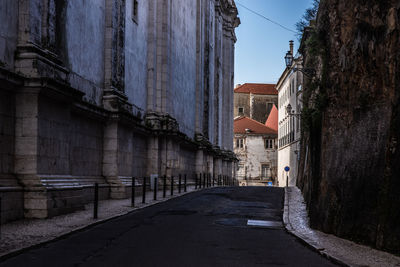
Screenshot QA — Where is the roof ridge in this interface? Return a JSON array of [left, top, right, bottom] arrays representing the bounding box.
[[238, 116, 275, 131], [246, 117, 275, 130]]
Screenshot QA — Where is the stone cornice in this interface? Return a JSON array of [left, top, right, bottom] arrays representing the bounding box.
[[0, 67, 24, 90]]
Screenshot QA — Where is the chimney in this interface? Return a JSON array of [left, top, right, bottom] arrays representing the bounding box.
[[289, 40, 294, 55]]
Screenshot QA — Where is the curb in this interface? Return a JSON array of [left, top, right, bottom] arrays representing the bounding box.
[[0, 187, 205, 262], [283, 187, 351, 267]]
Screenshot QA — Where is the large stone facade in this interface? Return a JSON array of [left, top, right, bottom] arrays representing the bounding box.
[[0, 0, 239, 221]]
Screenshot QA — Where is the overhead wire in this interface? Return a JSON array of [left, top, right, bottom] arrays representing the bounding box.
[[235, 1, 297, 34]]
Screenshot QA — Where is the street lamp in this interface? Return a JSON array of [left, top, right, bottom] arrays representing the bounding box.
[[284, 51, 315, 78], [285, 51, 293, 68], [286, 104, 301, 118]]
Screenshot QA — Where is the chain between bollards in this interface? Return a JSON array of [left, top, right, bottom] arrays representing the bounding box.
[[93, 183, 98, 219]]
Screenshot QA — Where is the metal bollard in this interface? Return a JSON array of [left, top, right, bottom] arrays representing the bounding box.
[[153, 177, 158, 201], [0, 196, 2, 238], [163, 175, 167, 198], [184, 174, 187, 192], [93, 183, 98, 219], [142, 177, 146, 203], [203, 173, 206, 188], [178, 174, 182, 194], [131, 177, 135, 207], [199, 173, 202, 189], [171, 176, 174, 196], [195, 173, 198, 189]]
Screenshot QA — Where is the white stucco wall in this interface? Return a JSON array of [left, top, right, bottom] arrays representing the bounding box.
[[234, 135, 277, 181], [277, 141, 300, 187], [277, 60, 303, 187]]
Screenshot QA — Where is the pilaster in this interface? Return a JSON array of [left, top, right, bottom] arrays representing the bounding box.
[[14, 86, 47, 218], [102, 120, 126, 199]]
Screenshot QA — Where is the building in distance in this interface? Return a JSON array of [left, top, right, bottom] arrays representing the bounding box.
[[234, 83, 278, 124], [233, 108, 278, 186]]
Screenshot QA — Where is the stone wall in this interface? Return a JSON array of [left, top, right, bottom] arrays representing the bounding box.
[[0, 0, 18, 69], [234, 93, 250, 117], [233, 93, 278, 124], [0, 90, 15, 183], [250, 94, 278, 124], [64, 0, 106, 105], [0, 0, 239, 221], [125, 0, 149, 112], [298, 0, 400, 253]]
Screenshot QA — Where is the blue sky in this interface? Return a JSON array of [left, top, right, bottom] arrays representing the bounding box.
[[234, 0, 314, 85]]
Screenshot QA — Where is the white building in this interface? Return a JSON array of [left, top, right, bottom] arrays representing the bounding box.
[[233, 111, 278, 186], [276, 41, 303, 187]]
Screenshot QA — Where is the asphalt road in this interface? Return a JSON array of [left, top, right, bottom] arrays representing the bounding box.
[[0, 187, 337, 267]]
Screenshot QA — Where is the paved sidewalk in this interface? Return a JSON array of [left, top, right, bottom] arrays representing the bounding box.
[[283, 186, 400, 267], [0, 185, 198, 258]]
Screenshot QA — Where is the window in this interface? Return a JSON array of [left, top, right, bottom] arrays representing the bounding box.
[[265, 139, 274, 149], [238, 107, 244, 115], [291, 79, 295, 94], [132, 0, 139, 23], [236, 138, 244, 148], [261, 164, 270, 179]]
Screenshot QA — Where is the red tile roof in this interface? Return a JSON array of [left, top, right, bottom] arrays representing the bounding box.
[[234, 83, 277, 95], [265, 104, 278, 132], [234, 116, 277, 135]]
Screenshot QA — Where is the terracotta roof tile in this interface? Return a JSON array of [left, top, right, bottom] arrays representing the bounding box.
[[234, 116, 277, 134], [234, 83, 277, 95], [265, 104, 278, 132]]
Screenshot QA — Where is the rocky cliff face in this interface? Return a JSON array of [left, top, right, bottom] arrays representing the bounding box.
[[298, 0, 400, 253]]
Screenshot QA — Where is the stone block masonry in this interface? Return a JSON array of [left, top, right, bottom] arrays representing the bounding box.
[[298, 0, 400, 254], [0, 0, 239, 221]]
